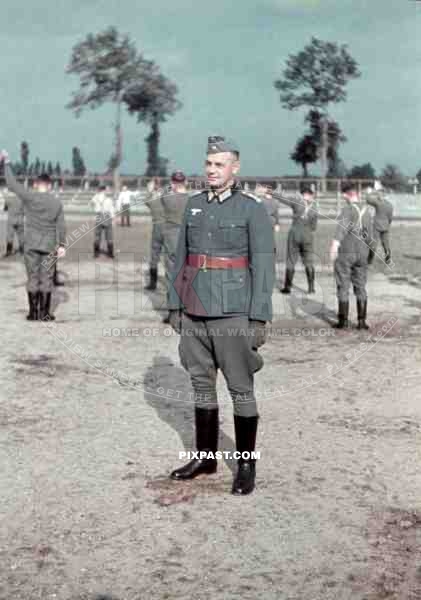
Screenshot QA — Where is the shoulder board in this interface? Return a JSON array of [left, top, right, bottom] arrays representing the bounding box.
[[242, 191, 262, 203]]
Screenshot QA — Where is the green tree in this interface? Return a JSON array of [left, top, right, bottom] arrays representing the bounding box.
[[34, 157, 41, 176], [66, 26, 147, 193], [274, 37, 360, 191], [305, 110, 347, 175], [55, 162, 62, 176], [47, 161, 54, 176], [20, 141, 29, 175], [123, 66, 181, 176], [40, 161, 46, 174], [348, 163, 376, 179], [290, 134, 318, 177], [381, 164, 406, 192], [72, 147, 87, 176]]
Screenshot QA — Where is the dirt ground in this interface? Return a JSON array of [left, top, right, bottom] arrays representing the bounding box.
[[1, 216, 421, 600]]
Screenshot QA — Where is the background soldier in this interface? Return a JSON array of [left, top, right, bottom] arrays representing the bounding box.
[[3, 186, 24, 257], [116, 185, 132, 227], [1, 151, 66, 320], [330, 182, 373, 330], [256, 183, 282, 285], [364, 180, 393, 265], [143, 178, 164, 291], [270, 183, 318, 294], [90, 185, 115, 258], [159, 171, 190, 323], [168, 136, 274, 496]]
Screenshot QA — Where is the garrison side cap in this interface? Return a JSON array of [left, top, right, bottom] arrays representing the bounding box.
[[207, 135, 239, 155]]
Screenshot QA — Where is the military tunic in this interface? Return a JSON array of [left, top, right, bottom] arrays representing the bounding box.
[[365, 192, 393, 262], [272, 192, 318, 269], [169, 186, 274, 417], [5, 165, 65, 293], [144, 192, 165, 269], [5, 192, 24, 250], [334, 202, 373, 303]]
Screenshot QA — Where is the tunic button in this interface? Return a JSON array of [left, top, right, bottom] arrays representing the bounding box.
[[208, 233, 212, 238]]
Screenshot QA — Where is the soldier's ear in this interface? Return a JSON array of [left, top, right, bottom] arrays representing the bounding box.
[[232, 159, 240, 175]]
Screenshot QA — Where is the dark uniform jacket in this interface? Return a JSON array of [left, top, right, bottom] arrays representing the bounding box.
[[160, 192, 190, 256], [144, 192, 164, 224], [334, 203, 373, 258], [365, 193, 393, 232], [261, 195, 281, 228], [168, 186, 274, 322], [5, 165, 65, 252]]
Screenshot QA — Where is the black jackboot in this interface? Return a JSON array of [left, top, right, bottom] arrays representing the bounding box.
[[334, 301, 350, 329], [26, 292, 40, 320], [144, 267, 158, 291], [107, 242, 115, 259], [232, 415, 259, 495], [39, 292, 55, 321], [162, 312, 171, 324], [281, 268, 294, 294], [53, 264, 64, 287], [357, 298, 369, 330], [3, 242, 13, 257], [94, 242, 100, 258], [305, 266, 315, 294], [170, 407, 219, 480]]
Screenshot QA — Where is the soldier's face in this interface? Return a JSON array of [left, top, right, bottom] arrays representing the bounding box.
[[303, 193, 313, 203], [205, 152, 239, 189]]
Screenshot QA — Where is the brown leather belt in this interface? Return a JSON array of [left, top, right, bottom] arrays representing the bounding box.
[[187, 254, 249, 270]]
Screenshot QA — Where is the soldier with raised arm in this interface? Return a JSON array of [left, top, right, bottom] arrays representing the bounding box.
[[268, 183, 318, 294], [0, 151, 66, 320], [364, 179, 393, 265]]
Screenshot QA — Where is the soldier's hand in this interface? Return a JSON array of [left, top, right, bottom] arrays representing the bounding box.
[[56, 245, 66, 259], [146, 179, 156, 193], [249, 320, 267, 349], [274, 224, 281, 233], [169, 310, 182, 334], [374, 180, 382, 192]]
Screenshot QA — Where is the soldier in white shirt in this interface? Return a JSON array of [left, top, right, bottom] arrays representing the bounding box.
[[116, 185, 132, 227], [90, 185, 115, 258]]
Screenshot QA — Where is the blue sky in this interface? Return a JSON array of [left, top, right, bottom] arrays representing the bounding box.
[[1, 0, 420, 176]]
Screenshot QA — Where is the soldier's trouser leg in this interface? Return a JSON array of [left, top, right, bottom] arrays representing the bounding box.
[[207, 316, 260, 494], [24, 249, 43, 320], [171, 315, 219, 480], [282, 231, 298, 293], [380, 231, 391, 262], [301, 240, 315, 293], [334, 257, 351, 327], [352, 261, 369, 330], [124, 206, 130, 226], [94, 216, 102, 255], [6, 221, 16, 246], [105, 222, 114, 257], [39, 252, 55, 321], [150, 224, 163, 269], [16, 223, 24, 253]]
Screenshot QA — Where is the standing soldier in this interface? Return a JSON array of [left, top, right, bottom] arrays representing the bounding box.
[[330, 182, 373, 330], [159, 171, 190, 323], [168, 136, 274, 496], [143, 178, 164, 291], [1, 151, 66, 320], [90, 185, 115, 258], [364, 180, 393, 265], [255, 182, 282, 285], [3, 185, 24, 257], [116, 185, 132, 227], [269, 183, 318, 294]]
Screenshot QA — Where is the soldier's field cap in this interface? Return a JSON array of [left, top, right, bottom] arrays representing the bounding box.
[[300, 183, 314, 195], [207, 135, 239, 155], [171, 170, 186, 183]]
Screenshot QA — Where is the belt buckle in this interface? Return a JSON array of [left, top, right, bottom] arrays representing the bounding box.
[[199, 254, 207, 272]]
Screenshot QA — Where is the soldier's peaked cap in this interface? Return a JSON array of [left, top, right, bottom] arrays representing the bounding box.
[[300, 184, 315, 195], [207, 135, 239, 155]]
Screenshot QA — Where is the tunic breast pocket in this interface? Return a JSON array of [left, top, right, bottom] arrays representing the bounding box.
[[186, 219, 202, 248], [217, 218, 248, 248]]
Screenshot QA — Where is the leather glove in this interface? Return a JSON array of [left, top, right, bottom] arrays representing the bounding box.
[[249, 320, 267, 349], [169, 310, 182, 334]]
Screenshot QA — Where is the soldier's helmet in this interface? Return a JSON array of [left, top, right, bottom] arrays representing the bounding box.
[[171, 170, 186, 183]]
